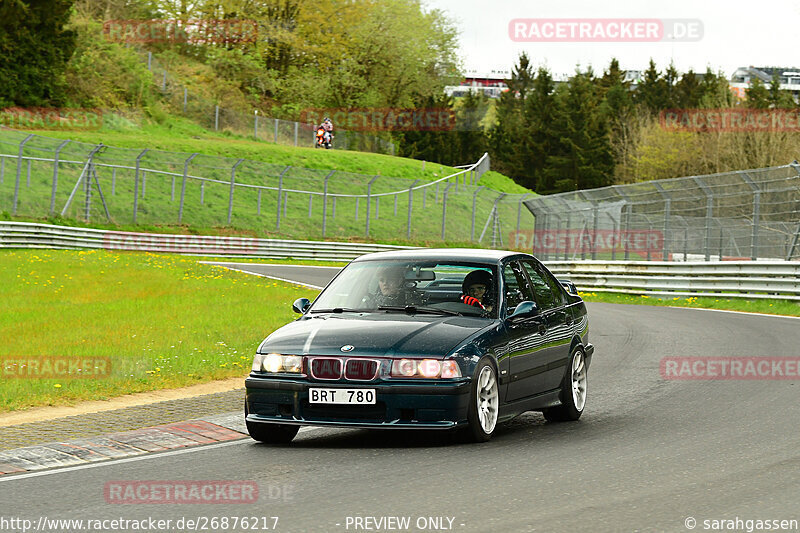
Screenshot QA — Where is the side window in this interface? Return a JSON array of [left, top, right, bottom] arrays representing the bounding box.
[[502, 262, 535, 312], [521, 260, 564, 310]]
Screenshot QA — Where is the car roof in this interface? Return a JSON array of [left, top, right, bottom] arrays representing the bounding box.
[[351, 248, 530, 264]]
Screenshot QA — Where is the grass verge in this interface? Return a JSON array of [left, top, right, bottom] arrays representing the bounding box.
[[0, 249, 321, 412], [580, 291, 800, 317]]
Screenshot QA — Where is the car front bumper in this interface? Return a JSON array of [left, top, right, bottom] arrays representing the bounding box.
[[245, 376, 471, 430]]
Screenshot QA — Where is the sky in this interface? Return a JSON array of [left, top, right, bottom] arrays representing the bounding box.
[[423, 0, 800, 79]]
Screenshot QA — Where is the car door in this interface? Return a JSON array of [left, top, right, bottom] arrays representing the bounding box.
[[503, 260, 550, 402], [520, 259, 574, 392]]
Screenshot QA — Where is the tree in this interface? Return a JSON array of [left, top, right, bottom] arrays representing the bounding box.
[[676, 69, 703, 108], [635, 59, 666, 114], [0, 0, 77, 107], [542, 69, 614, 193], [487, 52, 535, 179], [746, 78, 770, 109], [768, 72, 795, 108], [455, 89, 489, 163], [523, 67, 559, 191]]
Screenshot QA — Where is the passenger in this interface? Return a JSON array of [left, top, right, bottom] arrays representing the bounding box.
[[460, 270, 494, 312], [363, 266, 406, 307]]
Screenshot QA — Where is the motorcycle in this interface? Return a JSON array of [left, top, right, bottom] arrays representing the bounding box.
[[315, 126, 333, 149]]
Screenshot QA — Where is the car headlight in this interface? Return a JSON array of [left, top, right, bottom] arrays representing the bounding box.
[[252, 353, 303, 373], [390, 358, 461, 378]]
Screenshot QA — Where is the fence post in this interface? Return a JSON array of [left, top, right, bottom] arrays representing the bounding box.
[[321, 170, 335, 237], [624, 203, 631, 260], [652, 183, 671, 261], [132, 149, 148, 223], [147, 51, 152, 70], [12, 134, 34, 215], [355, 197, 359, 221], [294, 122, 299, 146], [516, 194, 530, 234], [215, 105, 219, 131], [183, 88, 187, 113], [178, 153, 198, 223], [276, 166, 290, 230], [407, 180, 420, 239], [254, 111, 259, 140], [257, 189, 262, 215], [274, 119, 279, 144], [200, 182, 204, 204], [50, 140, 70, 216], [471, 187, 485, 242], [739, 172, 761, 260], [227, 158, 244, 224], [308, 195, 313, 217], [693, 177, 713, 261], [366, 175, 379, 237], [441, 183, 453, 241], [111, 168, 116, 195]]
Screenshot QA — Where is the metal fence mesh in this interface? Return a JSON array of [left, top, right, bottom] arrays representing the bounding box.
[[3, 126, 797, 260], [523, 164, 800, 261]]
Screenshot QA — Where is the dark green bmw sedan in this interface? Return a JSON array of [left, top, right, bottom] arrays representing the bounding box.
[[245, 248, 594, 443]]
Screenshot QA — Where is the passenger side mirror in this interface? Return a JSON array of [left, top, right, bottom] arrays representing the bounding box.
[[507, 300, 539, 322], [559, 279, 579, 296], [292, 298, 311, 314]]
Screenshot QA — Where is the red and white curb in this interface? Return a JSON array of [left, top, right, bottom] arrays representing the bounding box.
[[0, 418, 247, 475]]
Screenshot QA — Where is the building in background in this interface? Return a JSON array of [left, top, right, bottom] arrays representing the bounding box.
[[729, 66, 800, 101]]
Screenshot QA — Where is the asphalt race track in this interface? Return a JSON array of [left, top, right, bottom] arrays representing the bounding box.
[[3, 264, 799, 532]]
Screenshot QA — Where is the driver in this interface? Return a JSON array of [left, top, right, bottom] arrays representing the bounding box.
[[460, 269, 494, 313]]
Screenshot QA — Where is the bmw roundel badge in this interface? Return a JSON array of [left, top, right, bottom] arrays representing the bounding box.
[[340, 345, 355, 352]]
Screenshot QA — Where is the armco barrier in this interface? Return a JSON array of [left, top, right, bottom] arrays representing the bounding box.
[[0, 221, 414, 261], [2, 222, 799, 300], [546, 260, 800, 301]]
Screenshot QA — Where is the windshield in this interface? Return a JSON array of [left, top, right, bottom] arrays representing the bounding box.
[[310, 260, 499, 318]]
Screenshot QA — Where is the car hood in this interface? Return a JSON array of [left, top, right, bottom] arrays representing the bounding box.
[[258, 313, 495, 358]]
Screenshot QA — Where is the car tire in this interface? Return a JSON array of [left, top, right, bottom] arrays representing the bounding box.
[[463, 358, 500, 442], [543, 347, 587, 422], [244, 402, 299, 444]]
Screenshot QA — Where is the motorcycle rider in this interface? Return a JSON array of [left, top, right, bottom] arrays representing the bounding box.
[[315, 116, 334, 148]]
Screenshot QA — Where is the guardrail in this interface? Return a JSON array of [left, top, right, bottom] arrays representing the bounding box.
[[546, 260, 800, 301], [2, 222, 799, 300], [0, 221, 414, 261]]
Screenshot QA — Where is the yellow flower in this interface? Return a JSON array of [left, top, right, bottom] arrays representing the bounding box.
[[54, 383, 62, 388]]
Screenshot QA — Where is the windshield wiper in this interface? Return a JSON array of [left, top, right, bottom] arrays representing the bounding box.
[[378, 305, 462, 316], [310, 308, 367, 314]]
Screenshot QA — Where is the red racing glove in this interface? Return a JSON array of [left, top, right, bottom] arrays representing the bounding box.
[[460, 295, 485, 309]]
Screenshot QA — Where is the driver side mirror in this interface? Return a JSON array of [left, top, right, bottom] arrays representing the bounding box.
[[507, 300, 539, 322], [292, 298, 311, 314]]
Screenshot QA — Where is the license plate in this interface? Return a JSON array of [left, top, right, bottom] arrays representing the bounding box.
[[309, 388, 376, 405]]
